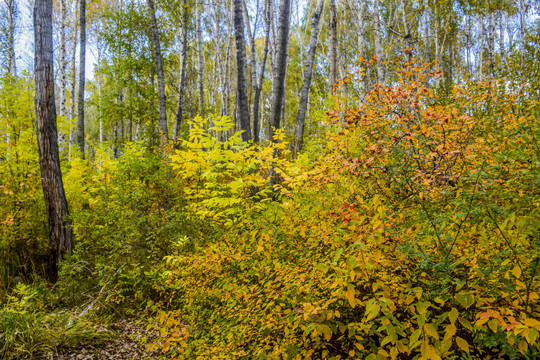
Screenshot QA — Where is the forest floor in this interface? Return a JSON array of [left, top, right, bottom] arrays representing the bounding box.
[[44, 319, 161, 360]]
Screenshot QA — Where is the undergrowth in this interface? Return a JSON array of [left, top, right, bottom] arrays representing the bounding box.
[[0, 62, 539, 359]]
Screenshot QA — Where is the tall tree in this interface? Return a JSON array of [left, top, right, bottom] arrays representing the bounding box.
[[328, 0, 337, 93], [0, 0, 17, 75], [294, 0, 324, 154], [34, 0, 73, 283], [399, 0, 413, 62], [233, 0, 251, 142], [268, 0, 291, 196], [146, 0, 168, 140], [268, 0, 291, 142], [373, 0, 384, 84], [68, 21, 78, 159], [252, 0, 271, 143], [195, 0, 205, 116], [77, 0, 86, 156], [174, 0, 188, 141], [146, 0, 169, 140], [58, 0, 68, 152], [423, 0, 429, 62]]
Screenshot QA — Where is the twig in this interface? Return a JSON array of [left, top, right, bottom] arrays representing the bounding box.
[[67, 263, 126, 327]]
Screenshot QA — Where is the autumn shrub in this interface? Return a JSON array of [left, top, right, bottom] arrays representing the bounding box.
[[148, 62, 539, 359], [0, 75, 48, 295], [57, 141, 190, 309]]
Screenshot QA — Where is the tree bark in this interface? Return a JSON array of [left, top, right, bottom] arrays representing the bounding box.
[[242, 0, 257, 101], [488, 12, 495, 73], [4, 0, 17, 75], [233, 0, 252, 142], [268, 0, 291, 198], [146, 0, 168, 141], [196, 1, 205, 117], [328, 0, 337, 93], [294, 0, 324, 154], [34, 0, 73, 283], [68, 23, 78, 160], [373, 0, 384, 84], [499, 12, 506, 67], [399, 0, 412, 62], [58, 0, 67, 152], [77, 0, 86, 156], [423, 0, 429, 62], [268, 0, 291, 142], [174, 0, 188, 141], [252, 0, 271, 143]]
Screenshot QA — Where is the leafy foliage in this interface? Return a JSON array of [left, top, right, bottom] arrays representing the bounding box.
[[1, 58, 539, 359], [0, 75, 48, 292], [147, 62, 539, 359]]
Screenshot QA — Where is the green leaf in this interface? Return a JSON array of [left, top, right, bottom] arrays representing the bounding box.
[[448, 308, 459, 324], [455, 293, 474, 308]]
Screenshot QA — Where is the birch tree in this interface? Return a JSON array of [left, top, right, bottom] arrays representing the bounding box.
[[328, 0, 337, 93], [294, 0, 324, 154], [0, 0, 17, 75], [174, 0, 188, 141], [373, 0, 384, 84], [195, 0, 205, 116], [146, 0, 168, 140], [252, 0, 271, 143], [77, 0, 86, 156]]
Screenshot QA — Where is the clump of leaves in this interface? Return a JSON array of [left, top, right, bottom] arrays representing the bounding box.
[[149, 61, 539, 359]]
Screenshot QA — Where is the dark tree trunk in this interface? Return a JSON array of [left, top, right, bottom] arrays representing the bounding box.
[[294, 0, 324, 154], [233, 0, 251, 142], [268, 0, 291, 198], [34, 0, 73, 283], [77, 0, 86, 156], [400, 0, 413, 62], [268, 0, 291, 142], [174, 0, 188, 141], [146, 0, 168, 140]]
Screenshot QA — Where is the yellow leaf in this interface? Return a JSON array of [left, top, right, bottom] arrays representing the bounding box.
[[409, 328, 422, 349], [365, 301, 381, 321], [448, 308, 458, 324], [423, 323, 439, 340], [421, 339, 441, 360], [345, 287, 356, 308], [458, 317, 473, 331], [319, 324, 332, 341], [163, 340, 171, 352], [523, 318, 540, 328], [512, 265, 522, 278], [456, 337, 470, 353], [526, 329, 539, 344], [488, 319, 500, 332], [455, 293, 474, 308], [444, 323, 456, 340]]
